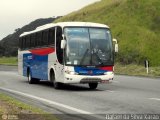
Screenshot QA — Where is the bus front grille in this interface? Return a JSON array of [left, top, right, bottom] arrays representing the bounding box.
[[80, 78, 101, 83]]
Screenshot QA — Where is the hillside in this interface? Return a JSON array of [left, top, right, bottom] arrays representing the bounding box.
[[55, 0, 160, 66], [0, 17, 61, 56]]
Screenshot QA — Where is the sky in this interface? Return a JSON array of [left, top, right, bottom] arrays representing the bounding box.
[[0, 0, 100, 40]]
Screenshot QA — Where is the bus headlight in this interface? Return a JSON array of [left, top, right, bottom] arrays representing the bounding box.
[[70, 71, 78, 75], [104, 72, 113, 75], [65, 70, 78, 75]]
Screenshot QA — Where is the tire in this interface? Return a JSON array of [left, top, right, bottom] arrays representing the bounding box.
[[28, 70, 39, 84], [28, 71, 34, 84], [89, 83, 98, 89], [50, 71, 61, 89]]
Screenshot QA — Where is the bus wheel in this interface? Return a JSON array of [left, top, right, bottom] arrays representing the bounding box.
[[28, 71, 34, 84], [89, 83, 98, 89], [50, 71, 60, 89]]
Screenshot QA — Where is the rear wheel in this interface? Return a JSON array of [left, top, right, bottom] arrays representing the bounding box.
[[28, 71, 34, 84], [27, 70, 39, 84], [50, 71, 61, 89], [89, 83, 98, 89]]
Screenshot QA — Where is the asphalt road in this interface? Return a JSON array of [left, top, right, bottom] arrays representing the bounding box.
[[0, 65, 160, 120]]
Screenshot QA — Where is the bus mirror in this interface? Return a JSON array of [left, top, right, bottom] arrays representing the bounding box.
[[113, 38, 118, 53], [61, 40, 66, 49], [113, 38, 117, 44]]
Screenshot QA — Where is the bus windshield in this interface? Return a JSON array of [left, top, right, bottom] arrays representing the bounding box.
[[64, 27, 113, 66]]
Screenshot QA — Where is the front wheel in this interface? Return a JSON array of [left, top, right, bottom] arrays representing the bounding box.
[[50, 71, 61, 89], [89, 83, 98, 89]]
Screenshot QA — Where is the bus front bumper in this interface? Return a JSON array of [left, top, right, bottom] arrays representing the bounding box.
[[63, 72, 114, 84]]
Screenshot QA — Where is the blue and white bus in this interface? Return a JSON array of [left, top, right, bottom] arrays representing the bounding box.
[[18, 22, 118, 89]]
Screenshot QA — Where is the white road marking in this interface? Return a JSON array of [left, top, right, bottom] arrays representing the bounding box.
[[149, 98, 160, 101], [0, 87, 92, 114], [105, 90, 115, 92]]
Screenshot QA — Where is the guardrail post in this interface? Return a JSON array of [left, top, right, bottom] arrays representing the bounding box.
[[144, 60, 149, 74]]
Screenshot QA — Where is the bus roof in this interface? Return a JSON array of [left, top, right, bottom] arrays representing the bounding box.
[[20, 22, 110, 37]]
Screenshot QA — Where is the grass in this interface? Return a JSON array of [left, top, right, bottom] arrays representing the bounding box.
[[55, 0, 160, 66], [0, 93, 58, 120], [0, 57, 17, 65], [115, 63, 160, 77]]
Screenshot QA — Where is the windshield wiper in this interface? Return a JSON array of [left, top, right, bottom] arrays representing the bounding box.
[[80, 49, 104, 65], [80, 49, 89, 65], [92, 53, 104, 65]]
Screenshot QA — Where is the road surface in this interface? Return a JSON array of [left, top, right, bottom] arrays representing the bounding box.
[[0, 65, 160, 120]]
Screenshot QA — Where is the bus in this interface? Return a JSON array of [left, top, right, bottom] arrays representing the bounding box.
[[18, 22, 118, 89]]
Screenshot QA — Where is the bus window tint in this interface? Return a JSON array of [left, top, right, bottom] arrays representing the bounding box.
[[30, 34, 35, 48], [21, 37, 24, 49], [48, 28, 55, 45], [36, 32, 42, 47], [25, 36, 30, 49], [19, 38, 22, 49], [42, 30, 48, 46], [34, 34, 37, 47]]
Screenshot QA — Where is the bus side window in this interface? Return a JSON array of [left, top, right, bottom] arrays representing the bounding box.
[[26, 36, 30, 49], [23, 37, 26, 49], [30, 34, 35, 48], [35, 32, 41, 47], [21, 37, 24, 49], [48, 28, 55, 46], [42, 30, 49, 46], [35, 33, 38, 47], [56, 26, 63, 64]]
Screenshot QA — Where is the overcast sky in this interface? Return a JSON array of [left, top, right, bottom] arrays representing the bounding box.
[[0, 0, 100, 40]]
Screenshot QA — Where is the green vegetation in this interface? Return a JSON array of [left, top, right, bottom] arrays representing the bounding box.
[[56, 0, 160, 66], [115, 63, 160, 77], [0, 93, 58, 120], [0, 57, 17, 65]]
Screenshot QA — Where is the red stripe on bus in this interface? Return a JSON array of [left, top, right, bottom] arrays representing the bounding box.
[[99, 66, 113, 71], [29, 47, 55, 56]]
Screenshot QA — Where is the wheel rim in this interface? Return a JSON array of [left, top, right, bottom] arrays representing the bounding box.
[[28, 73, 31, 82]]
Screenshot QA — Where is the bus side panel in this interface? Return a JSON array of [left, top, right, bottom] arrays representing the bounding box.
[[48, 53, 55, 80], [48, 53, 64, 83], [33, 55, 48, 80], [23, 53, 48, 80]]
